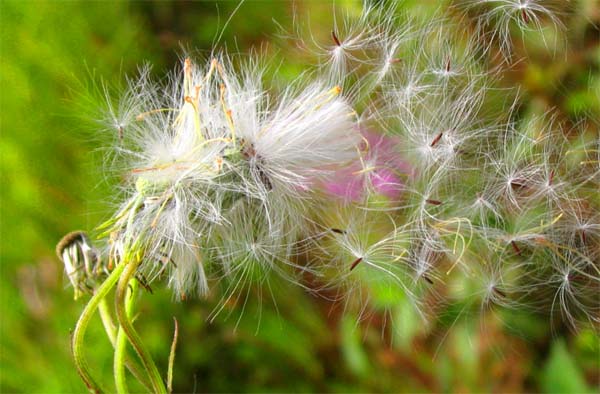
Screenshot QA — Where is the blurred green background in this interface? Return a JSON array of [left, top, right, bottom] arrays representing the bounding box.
[[1, 1, 598, 393]]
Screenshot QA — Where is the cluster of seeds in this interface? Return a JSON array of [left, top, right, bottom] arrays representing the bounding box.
[[60, 1, 598, 332]]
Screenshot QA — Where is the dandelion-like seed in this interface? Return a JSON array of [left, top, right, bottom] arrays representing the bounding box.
[[55, 3, 598, 392], [453, 0, 566, 60]]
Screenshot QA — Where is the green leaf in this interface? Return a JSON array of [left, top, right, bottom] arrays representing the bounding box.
[[541, 339, 591, 394], [340, 316, 370, 378]]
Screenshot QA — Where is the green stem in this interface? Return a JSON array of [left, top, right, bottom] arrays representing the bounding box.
[[98, 298, 153, 392], [98, 299, 116, 343], [72, 262, 126, 393], [114, 315, 129, 393], [114, 279, 138, 394], [167, 318, 179, 394], [116, 259, 167, 394]]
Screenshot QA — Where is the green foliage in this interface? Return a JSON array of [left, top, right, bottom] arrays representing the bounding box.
[[541, 340, 591, 394]]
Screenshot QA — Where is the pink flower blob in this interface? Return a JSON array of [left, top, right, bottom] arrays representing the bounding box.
[[322, 130, 412, 202]]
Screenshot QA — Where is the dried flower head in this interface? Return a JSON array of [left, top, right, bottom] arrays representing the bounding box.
[[56, 231, 105, 299]]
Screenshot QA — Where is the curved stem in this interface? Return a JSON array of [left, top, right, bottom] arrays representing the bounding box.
[[167, 318, 179, 394], [114, 326, 129, 393], [98, 298, 153, 392], [116, 259, 167, 394], [98, 299, 116, 343], [72, 262, 125, 393], [115, 279, 138, 394]]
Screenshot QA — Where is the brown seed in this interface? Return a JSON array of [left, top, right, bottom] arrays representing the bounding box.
[[350, 257, 363, 271], [257, 166, 273, 191], [136, 274, 154, 294], [510, 179, 527, 190], [430, 132, 443, 147], [492, 286, 507, 298], [510, 240, 521, 255], [241, 142, 273, 190], [521, 8, 530, 24], [331, 30, 341, 47]]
